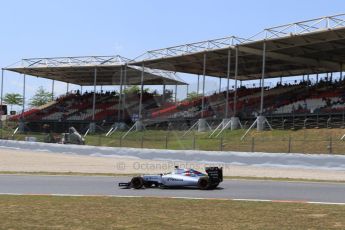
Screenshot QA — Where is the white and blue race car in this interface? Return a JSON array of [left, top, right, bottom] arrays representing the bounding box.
[[119, 166, 223, 190]]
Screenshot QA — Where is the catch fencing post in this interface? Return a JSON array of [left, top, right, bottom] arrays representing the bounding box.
[[141, 135, 144, 148], [288, 136, 291, 153], [193, 134, 196, 150], [219, 137, 223, 151], [329, 137, 333, 154], [251, 137, 255, 152], [98, 134, 102, 146], [165, 135, 168, 149]]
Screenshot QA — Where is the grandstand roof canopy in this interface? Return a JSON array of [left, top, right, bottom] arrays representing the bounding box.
[[132, 14, 345, 80], [4, 55, 186, 86]]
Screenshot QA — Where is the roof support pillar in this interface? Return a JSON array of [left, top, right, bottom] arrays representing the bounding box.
[[66, 83, 69, 94], [80, 85, 83, 94], [122, 64, 127, 121], [241, 41, 272, 139], [0, 69, 3, 137], [225, 49, 231, 118], [1, 69, 4, 106], [233, 47, 239, 116], [186, 84, 189, 99], [18, 74, 26, 132], [92, 68, 97, 121], [51, 80, 55, 100], [162, 84, 166, 104], [316, 74, 319, 83], [175, 84, 177, 104], [201, 53, 207, 118], [118, 67, 123, 122], [260, 42, 266, 115], [307, 74, 310, 84], [219, 77, 222, 93], [22, 74, 26, 117], [139, 64, 144, 120], [340, 64, 343, 81], [197, 74, 200, 96]]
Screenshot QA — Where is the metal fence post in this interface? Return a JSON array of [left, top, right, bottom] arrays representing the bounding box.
[[288, 136, 291, 153], [329, 137, 333, 154], [219, 137, 223, 151], [193, 135, 196, 150], [165, 135, 168, 149], [98, 134, 102, 146], [141, 135, 144, 148], [251, 137, 255, 152]]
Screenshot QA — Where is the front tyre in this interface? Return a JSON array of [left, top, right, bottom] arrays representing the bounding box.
[[131, 177, 144, 189]]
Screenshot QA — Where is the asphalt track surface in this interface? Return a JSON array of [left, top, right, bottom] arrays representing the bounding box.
[[1, 175, 345, 204]]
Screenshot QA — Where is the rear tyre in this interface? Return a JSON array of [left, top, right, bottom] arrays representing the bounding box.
[[197, 177, 210, 190], [131, 177, 144, 189]]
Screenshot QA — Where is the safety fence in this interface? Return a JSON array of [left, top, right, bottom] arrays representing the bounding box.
[[1, 127, 345, 155]]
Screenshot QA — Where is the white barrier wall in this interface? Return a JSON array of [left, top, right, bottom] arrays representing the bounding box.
[[1, 140, 345, 171]]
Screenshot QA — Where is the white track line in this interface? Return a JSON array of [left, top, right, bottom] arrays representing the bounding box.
[[0, 193, 345, 206]]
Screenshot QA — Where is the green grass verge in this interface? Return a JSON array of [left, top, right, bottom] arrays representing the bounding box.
[[0, 196, 344, 229]]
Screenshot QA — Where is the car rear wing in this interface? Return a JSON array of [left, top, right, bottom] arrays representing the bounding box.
[[205, 167, 223, 182]]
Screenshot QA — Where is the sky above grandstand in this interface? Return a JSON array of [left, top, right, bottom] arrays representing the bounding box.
[[1, 0, 345, 110]]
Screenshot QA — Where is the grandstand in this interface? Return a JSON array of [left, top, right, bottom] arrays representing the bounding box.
[[2, 14, 345, 135], [1, 56, 185, 133], [145, 77, 345, 130], [8, 88, 174, 132]]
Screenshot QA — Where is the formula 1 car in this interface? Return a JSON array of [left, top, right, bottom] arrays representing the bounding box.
[[119, 166, 223, 190]]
